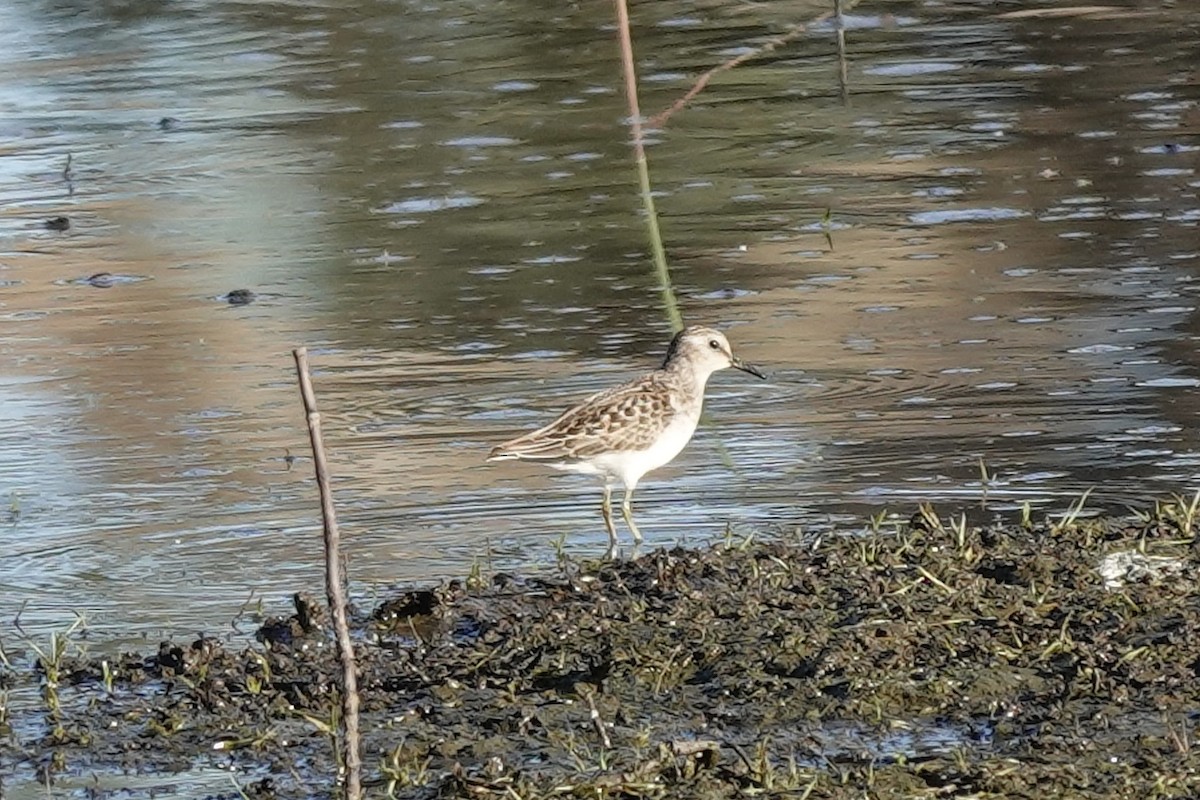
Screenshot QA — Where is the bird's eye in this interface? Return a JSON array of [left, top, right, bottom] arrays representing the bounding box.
[[708, 339, 720, 349]]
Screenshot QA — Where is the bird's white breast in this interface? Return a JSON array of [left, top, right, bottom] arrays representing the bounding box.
[[577, 407, 702, 488]]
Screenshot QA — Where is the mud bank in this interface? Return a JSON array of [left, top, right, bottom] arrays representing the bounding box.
[[3, 509, 1199, 798]]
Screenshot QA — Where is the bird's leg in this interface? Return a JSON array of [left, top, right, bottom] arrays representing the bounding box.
[[621, 486, 643, 545], [601, 484, 619, 559]]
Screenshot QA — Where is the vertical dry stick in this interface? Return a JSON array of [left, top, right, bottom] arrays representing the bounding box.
[[582, 688, 612, 748], [834, 0, 849, 103], [613, 0, 683, 332], [293, 347, 362, 800]]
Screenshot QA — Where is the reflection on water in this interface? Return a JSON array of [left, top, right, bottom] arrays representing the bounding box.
[[0, 0, 1199, 649]]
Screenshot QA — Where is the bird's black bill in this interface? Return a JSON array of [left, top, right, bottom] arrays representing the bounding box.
[[732, 358, 767, 379]]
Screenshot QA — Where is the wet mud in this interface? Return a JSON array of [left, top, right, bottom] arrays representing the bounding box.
[[3, 509, 1200, 798]]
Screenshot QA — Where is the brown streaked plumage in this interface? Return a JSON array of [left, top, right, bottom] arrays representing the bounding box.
[[488, 325, 765, 557]]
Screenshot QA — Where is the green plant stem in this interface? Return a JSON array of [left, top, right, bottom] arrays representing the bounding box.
[[613, 0, 682, 332]]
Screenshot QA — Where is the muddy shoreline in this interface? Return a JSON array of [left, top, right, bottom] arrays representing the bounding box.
[[3, 508, 1200, 798]]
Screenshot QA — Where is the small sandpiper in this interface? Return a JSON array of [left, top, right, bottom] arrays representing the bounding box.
[[488, 325, 765, 557]]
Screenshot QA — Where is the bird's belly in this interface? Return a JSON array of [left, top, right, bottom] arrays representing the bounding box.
[[588, 414, 700, 486]]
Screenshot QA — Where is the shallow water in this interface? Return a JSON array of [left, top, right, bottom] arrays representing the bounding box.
[[1, 0, 1199, 647]]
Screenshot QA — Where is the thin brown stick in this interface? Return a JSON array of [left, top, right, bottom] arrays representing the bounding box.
[[614, 0, 646, 152], [582, 688, 612, 748], [649, 0, 863, 128], [834, 0, 849, 103], [293, 347, 362, 800]]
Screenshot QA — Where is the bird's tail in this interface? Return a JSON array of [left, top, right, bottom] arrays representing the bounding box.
[[486, 446, 520, 462]]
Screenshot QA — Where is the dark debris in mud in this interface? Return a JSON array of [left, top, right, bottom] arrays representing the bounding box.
[[4, 512, 1200, 798]]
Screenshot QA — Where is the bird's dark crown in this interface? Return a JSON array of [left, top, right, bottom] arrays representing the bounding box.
[[661, 325, 722, 367]]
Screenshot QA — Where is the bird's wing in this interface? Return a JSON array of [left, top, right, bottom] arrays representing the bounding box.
[[489, 374, 677, 461]]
